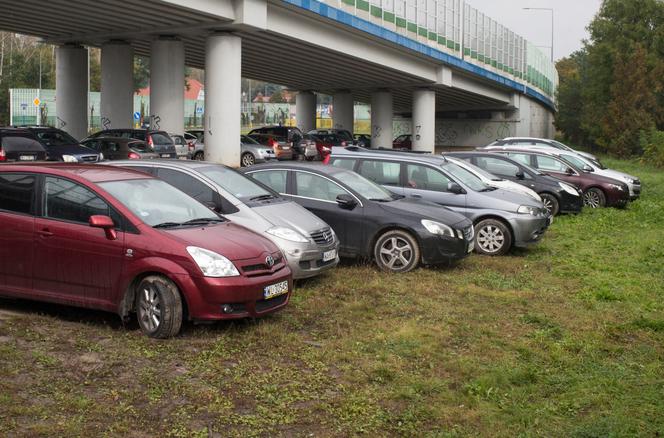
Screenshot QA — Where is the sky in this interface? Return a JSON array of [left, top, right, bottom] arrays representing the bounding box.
[[466, 0, 603, 61]]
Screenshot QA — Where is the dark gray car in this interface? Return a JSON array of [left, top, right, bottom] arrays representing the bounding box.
[[328, 147, 551, 256]]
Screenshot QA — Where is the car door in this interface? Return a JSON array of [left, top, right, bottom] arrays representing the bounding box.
[[172, 135, 187, 157], [33, 176, 125, 307], [291, 170, 366, 256], [531, 154, 584, 188], [0, 172, 37, 293], [401, 163, 467, 213], [356, 159, 404, 197]]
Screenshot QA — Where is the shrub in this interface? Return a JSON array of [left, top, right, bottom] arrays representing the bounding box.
[[640, 128, 664, 168]]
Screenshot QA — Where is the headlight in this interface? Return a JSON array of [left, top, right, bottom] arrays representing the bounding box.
[[62, 154, 78, 163], [559, 182, 580, 196], [99, 152, 104, 161], [608, 183, 625, 191], [517, 205, 539, 215], [186, 246, 239, 277], [266, 227, 309, 243], [421, 219, 456, 238], [621, 176, 634, 184]]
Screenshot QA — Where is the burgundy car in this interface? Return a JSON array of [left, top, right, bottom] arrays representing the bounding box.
[[0, 164, 292, 338], [393, 134, 412, 150]]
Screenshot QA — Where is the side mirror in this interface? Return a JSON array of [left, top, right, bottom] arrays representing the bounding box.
[[89, 215, 117, 240], [448, 182, 465, 194], [565, 167, 575, 175], [582, 164, 594, 172], [336, 193, 358, 209], [515, 170, 525, 180]]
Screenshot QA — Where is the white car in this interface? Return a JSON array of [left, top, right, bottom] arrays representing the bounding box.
[[482, 137, 598, 163], [445, 156, 541, 201]]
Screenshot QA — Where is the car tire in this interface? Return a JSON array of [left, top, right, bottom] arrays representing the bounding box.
[[540, 193, 560, 216], [374, 229, 421, 273], [193, 151, 205, 161], [241, 152, 255, 167], [136, 275, 183, 339], [474, 219, 512, 256], [583, 187, 606, 208]]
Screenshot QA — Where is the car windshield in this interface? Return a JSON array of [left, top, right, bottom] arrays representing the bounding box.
[[198, 165, 276, 202], [99, 178, 221, 227], [560, 153, 592, 170], [549, 140, 575, 152], [241, 135, 259, 145], [442, 161, 492, 192], [339, 171, 395, 201], [35, 130, 79, 147]]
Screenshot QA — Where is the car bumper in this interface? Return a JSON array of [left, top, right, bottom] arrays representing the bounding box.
[[420, 234, 472, 265], [174, 269, 292, 321], [628, 182, 641, 200], [558, 190, 584, 214], [507, 214, 551, 247], [606, 188, 630, 207], [277, 239, 339, 280], [276, 149, 294, 160]]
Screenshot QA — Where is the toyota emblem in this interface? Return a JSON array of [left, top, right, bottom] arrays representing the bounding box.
[[265, 255, 275, 267]]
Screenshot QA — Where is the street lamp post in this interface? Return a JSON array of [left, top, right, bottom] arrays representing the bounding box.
[[523, 7, 554, 62]]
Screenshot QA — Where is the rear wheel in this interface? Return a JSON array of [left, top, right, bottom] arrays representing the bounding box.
[[374, 230, 421, 273], [540, 193, 560, 216], [193, 151, 205, 161], [136, 275, 183, 339], [583, 188, 606, 208], [474, 219, 512, 256], [241, 152, 255, 167]]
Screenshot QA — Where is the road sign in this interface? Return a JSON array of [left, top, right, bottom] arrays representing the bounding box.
[[33, 98, 41, 107], [196, 106, 203, 114], [133, 111, 141, 120]]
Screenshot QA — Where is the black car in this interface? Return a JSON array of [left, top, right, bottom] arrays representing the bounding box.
[[84, 129, 177, 158], [0, 128, 48, 162], [26, 127, 101, 163], [81, 137, 160, 160], [242, 163, 474, 273], [445, 152, 584, 216]]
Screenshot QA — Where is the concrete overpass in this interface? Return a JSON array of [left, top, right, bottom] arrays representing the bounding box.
[[0, 0, 558, 165]]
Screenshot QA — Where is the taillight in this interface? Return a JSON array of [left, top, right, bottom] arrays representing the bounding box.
[[188, 141, 195, 151], [147, 136, 154, 147], [341, 141, 347, 146], [269, 138, 279, 149], [0, 147, 5, 162], [128, 152, 141, 159]]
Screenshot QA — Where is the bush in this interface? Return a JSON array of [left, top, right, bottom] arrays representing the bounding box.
[[640, 129, 664, 168]]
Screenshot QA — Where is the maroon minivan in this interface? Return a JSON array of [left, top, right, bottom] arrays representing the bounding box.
[[0, 164, 292, 338]]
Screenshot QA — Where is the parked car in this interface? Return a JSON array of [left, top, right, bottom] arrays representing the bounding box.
[[248, 125, 304, 148], [301, 134, 332, 162], [243, 163, 475, 273], [108, 160, 339, 279], [393, 134, 412, 150], [489, 148, 630, 208], [169, 133, 189, 159], [247, 133, 294, 161], [354, 134, 371, 148], [445, 152, 584, 216], [26, 126, 101, 163], [0, 164, 292, 338], [84, 129, 177, 158], [185, 130, 204, 143], [307, 129, 354, 146], [81, 137, 160, 160], [186, 134, 277, 165], [481, 137, 598, 163], [327, 147, 551, 256], [0, 128, 48, 162]]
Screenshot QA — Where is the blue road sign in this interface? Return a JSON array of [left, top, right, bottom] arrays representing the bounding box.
[[133, 111, 141, 120], [196, 106, 204, 114]]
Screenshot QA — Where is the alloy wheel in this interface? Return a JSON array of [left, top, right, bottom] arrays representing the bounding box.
[[138, 285, 161, 332], [241, 153, 255, 167], [378, 236, 413, 270], [477, 225, 505, 254], [584, 190, 601, 208]]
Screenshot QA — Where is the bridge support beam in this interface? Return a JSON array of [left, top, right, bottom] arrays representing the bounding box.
[[371, 90, 393, 149], [296, 91, 316, 133], [150, 36, 184, 135], [56, 44, 88, 140], [205, 33, 242, 166], [412, 88, 436, 152], [332, 91, 354, 132], [101, 41, 134, 129]]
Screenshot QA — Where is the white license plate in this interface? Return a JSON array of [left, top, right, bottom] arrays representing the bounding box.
[[161, 154, 171, 158], [323, 249, 336, 262], [282, 146, 290, 150], [19, 155, 35, 161], [178, 156, 188, 160], [263, 280, 289, 299]]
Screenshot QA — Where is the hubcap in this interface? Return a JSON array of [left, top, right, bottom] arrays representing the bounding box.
[[584, 191, 600, 208], [477, 225, 505, 253], [542, 197, 553, 213], [379, 236, 413, 270], [139, 285, 161, 332], [242, 155, 254, 166], [195, 153, 204, 161]]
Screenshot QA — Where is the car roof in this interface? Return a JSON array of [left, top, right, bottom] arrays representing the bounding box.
[[85, 136, 142, 142], [445, 151, 525, 160], [0, 127, 35, 134], [107, 159, 230, 170], [499, 137, 554, 142], [330, 146, 447, 165], [1, 163, 153, 183], [245, 162, 352, 177]]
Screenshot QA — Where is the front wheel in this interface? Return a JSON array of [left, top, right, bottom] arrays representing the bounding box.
[[136, 275, 183, 339], [540, 193, 560, 216], [583, 188, 606, 208], [474, 219, 512, 256], [241, 152, 255, 167], [193, 151, 205, 161], [374, 230, 421, 273]]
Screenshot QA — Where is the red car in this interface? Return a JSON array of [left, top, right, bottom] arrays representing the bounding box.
[[392, 134, 412, 150], [0, 164, 292, 338]]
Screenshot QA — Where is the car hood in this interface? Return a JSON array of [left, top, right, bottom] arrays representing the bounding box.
[[595, 168, 638, 183], [491, 180, 541, 201], [380, 197, 471, 228], [471, 187, 545, 211], [47, 144, 98, 155], [161, 221, 278, 261], [576, 150, 597, 161], [252, 201, 330, 235]]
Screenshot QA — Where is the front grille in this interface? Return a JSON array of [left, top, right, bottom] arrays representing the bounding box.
[[80, 155, 99, 162], [310, 227, 334, 246], [255, 293, 288, 313], [463, 226, 474, 241], [633, 179, 641, 186], [240, 252, 285, 276]]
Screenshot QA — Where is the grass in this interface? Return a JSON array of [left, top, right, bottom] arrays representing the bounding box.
[[1, 157, 663, 436]]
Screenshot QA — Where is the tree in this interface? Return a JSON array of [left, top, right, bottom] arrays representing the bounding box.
[[133, 55, 149, 91]]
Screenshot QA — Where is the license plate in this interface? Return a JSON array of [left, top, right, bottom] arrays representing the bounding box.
[[323, 249, 336, 262], [264, 280, 289, 299], [161, 154, 171, 158], [282, 146, 290, 150], [19, 155, 35, 161], [178, 156, 188, 160]]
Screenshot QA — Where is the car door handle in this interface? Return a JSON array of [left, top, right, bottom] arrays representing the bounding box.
[[37, 229, 54, 237], [410, 194, 422, 199]]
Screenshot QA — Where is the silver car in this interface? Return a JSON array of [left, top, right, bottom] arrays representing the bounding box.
[[329, 147, 551, 256], [188, 134, 276, 166], [106, 160, 339, 279], [481, 137, 599, 163]]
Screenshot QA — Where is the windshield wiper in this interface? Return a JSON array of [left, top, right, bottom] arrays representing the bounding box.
[[249, 194, 276, 201], [153, 222, 182, 229], [479, 186, 498, 192], [181, 217, 225, 225], [369, 197, 392, 202]]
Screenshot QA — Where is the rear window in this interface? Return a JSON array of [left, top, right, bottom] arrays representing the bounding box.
[[150, 132, 174, 145], [1, 135, 45, 152], [0, 173, 35, 214], [34, 130, 78, 147], [129, 141, 150, 152]]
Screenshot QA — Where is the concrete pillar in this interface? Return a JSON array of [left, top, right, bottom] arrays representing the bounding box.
[[296, 91, 316, 133], [101, 41, 134, 129], [332, 91, 354, 132], [371, 90, 393, 149], [56, 44, 88, 140], [150, 36, 184, 134], [205, 33, 242, 166], [412, 88, 436, 152]]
